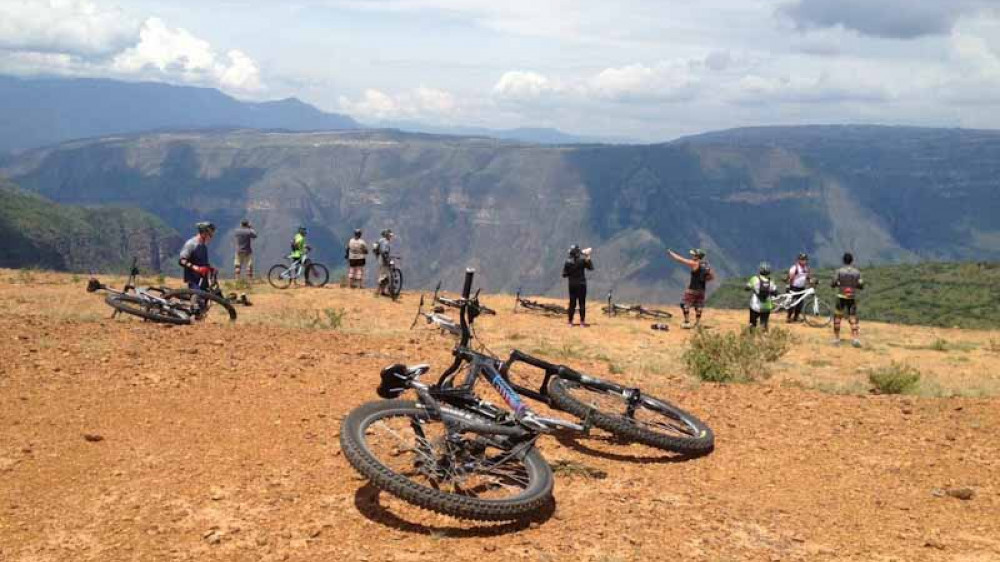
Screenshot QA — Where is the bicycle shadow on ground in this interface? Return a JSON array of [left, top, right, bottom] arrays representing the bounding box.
[[353, 482, 556, 536], [553, 431, 711, 464]]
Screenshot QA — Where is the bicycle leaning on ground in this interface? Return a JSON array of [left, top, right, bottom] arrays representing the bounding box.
[[772, 284, 832, 327], [340, 269, 714, 521], [86, 258, 236, 324], [602, 289, 673, 319], [267, 248, 329, 289], [513, 288, 568, 316]]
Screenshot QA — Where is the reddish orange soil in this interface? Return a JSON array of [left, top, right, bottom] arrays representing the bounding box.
[[1, 270, 998, 561]]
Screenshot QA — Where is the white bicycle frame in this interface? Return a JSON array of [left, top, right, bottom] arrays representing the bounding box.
[[280, 253, 311, 281], [773, 286, 821, 314]]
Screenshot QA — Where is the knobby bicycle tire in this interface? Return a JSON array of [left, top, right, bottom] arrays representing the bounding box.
[[340, 400, 553, 521], [548, 377, 714, 455], [306, 263, 330, 287], [388, 268, 403, 299], [161, 289, 238, 323], [105, 294, 191, 325], [267, 264, 293, 289], [638, 308, 673, 319]]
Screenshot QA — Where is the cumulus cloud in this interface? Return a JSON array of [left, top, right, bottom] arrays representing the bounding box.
[[338, 86, 458, 120], [779, 0, 993, 39], [0, 0, 139, 56], [492, 71, 558, 101], [586, 62, 698, 102], [0, 1, 263, 93]]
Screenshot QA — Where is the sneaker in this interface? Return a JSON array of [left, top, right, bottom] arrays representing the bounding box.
[[851, 339, 862, 348], [831, 338, 842, 346], [681, 321, 693, 329]]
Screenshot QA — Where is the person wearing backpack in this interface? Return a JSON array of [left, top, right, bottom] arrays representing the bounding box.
[[831, 252, 865, 347], [667, 248, 714, 328], [746, 262, 778, 332]]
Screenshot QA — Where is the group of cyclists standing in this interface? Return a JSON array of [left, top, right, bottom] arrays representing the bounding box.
[[560, 243, 865, 347], [177, 221, 400, 297], [182, 220, 865, 346]]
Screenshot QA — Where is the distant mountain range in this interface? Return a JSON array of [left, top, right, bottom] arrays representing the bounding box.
[[0, 75, 627, 153], [3, 125, 998, 301], [0, 75, 359, 153]]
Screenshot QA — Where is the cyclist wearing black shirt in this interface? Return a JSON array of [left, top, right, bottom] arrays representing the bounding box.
[[179, 222, 216, 290], [831, 252, 865, 347], [562, 245, 593, 327], [668, 248, 714, 328]]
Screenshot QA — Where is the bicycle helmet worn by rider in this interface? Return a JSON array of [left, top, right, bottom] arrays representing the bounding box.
[[354, 228, 362, 237], [196, 221, 216, 234], [759, 262, 771, 276], [298, 225, 307, 234], [798, 252, 808, 261]]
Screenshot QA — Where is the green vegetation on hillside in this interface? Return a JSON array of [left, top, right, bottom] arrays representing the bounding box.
[[707, 261, 1000, 330], [0, 179, 181, 273]]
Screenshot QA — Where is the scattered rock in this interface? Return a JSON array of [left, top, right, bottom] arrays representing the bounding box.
[[924, 538, 946, 550], [204, 530, 223, 545], [83, 434, 104, 442], [211, 340, 224, 347], [210, 487, 226, 501], [946, 487, 974, 500]]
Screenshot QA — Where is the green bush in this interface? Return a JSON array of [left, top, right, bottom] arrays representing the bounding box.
[[868, 362, 921, 394], [682, 327, 792, 383]]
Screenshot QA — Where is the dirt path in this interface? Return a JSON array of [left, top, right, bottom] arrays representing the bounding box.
[[1, 271, 998, 561]]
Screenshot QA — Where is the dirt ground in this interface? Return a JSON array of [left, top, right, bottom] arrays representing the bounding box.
[[1, 269, 998, 562]]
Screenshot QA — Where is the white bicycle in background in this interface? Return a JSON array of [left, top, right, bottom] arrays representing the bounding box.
[[772, 285, 833, 327]]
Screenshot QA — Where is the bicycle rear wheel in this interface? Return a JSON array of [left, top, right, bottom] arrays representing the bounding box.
[[305, 263, 330, 287], [106, 294, 192, 325], [639, 308, 673, 319], [803, 298, 833, 327], [340, 400, 553, 521], [388, 268, 403, 299], [268, 264, 292, 289], [162, 289, 237, 323], [548, 377, 713, 455]]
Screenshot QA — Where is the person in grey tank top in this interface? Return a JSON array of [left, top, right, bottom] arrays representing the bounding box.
[[232, 219, 257, 282]]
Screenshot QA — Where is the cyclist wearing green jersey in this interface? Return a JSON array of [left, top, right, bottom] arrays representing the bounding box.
[[831, 252, 865, 347], [745, 262, 778, 332], [289, 226, 310, 264]]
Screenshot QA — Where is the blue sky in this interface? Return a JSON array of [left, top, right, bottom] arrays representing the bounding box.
[[2, 0, 999, 141]]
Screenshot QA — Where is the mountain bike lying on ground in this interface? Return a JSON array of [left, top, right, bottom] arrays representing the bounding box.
[[341, 269, 713, 521], [410, 294, 461, 336], [87, 259, 236, 324], [772, 284, 832, 327], [513, 288, 568, 316], [433, 281, 496, 315], [267, 248, 329, 289], [602, 289, 673, 319]]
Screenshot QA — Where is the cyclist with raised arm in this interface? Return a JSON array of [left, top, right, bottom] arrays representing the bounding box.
[[831, 252, 865, 347], [179, 222, 216, 290], [374, 228, 394, 296], [345, 228, 369, 289], [746, 262, 778, 332], [562, 245, 593, 327], [667, 248, 714, 328], [785, 252, 813, 323]]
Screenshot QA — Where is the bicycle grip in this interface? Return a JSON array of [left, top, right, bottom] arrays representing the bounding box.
[[462, 268, 475, 298]]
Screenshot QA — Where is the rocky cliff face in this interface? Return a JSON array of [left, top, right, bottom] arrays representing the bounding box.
[[0, 179, 182, 273], [4, 126, 999, 300]]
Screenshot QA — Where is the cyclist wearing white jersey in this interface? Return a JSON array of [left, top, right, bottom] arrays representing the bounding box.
[[785, 253, 813, 323]]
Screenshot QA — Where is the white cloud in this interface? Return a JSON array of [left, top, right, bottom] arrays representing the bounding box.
[[0, 0, 139, 56], [0, 2, 263, 93], [733, 73, 892, 105], [112, 18, 262, 91], [587, 62, 698, 102], [491, 70, 557, 101], [338, 86, 459, 120]]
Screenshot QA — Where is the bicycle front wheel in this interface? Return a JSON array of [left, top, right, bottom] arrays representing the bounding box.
[[106, 294, 192, 325], [639, 308, 673, 319], [305, 263, 330, 287], [803, 298, 833, 327], [340, 400, 553, 521], [163, 289, 237, 323], [548, 377, 714, 455], [267, 264, 292, 289]]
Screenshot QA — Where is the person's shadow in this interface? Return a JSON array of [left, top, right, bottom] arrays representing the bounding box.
[[353, 482, 556, 537]]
